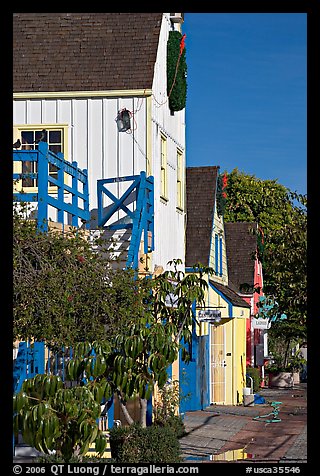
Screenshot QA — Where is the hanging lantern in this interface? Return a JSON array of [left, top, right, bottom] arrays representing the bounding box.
[[116, 109, 131, 132]]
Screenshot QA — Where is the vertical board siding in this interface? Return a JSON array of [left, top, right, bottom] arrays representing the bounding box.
[[88, 98, 103, 208], [150, 14, 186, 269], [26, 99, 41, 123], [13, 14, 186, 270], [13, 101, 26, 124], [42, 100, 57, 123], [209, 210, 228, 285]]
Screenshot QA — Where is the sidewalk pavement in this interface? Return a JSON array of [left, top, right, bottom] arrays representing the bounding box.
[[179, 383, 307, 464], [13, 384, 307, 465]]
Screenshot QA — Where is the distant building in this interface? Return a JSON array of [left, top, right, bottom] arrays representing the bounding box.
[[224, 222, 265, 369], [182, 166, 251, 409]]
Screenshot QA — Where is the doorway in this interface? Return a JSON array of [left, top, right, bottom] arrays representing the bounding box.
[[210, 324, 226, 404]]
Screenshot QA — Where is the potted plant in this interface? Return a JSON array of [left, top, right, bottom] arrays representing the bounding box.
[[265, 361, 294, 388], [286, 352, 307, 385], [265, 352, 306, 388]]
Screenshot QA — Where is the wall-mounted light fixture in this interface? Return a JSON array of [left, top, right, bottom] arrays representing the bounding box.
[[116, 108, 131, 132]]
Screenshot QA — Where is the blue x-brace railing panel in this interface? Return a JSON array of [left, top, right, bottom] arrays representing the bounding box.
[[97, 171, 154, 270]]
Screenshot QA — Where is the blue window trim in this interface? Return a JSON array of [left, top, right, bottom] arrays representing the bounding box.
[[219, 236, 223, 277], [215, 234, 219, 275], [209, 281, 233, 317]]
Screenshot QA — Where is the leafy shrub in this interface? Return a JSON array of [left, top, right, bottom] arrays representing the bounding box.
[[167, 31, 187, 111], [246, 367, 261, 393], [153, 415, 186, 439], [109, 423, 182, 463]]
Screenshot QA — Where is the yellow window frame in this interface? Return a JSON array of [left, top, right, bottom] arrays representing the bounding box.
[[13, 124, 69, 194], [160, 133, 168, 200], [176, 148, 184, 210]]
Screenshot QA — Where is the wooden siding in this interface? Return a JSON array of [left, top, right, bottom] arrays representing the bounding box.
[[209, 211, 228, 285], [13, 14, 186, 271]]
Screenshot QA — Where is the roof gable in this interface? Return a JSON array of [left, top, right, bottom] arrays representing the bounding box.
[[185, 166, 219, 268], [210, 280, 251, 308], [13, 13, 162, 93], [224, 222, 258, 293]]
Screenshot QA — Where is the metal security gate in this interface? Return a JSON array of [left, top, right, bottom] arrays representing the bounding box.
[[210, 324, 226, 404]]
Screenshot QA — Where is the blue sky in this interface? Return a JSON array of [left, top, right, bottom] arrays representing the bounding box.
[[183, 13, 307, 195]]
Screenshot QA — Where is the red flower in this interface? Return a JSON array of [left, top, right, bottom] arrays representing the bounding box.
[[222, 173, 228, 189], [77, 255, 85, 263], [222, 192, 227, 199], [67, 295, 73, 302]]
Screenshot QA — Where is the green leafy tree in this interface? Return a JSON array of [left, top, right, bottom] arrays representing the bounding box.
[[13, 372, 112, 462], [69, 260, 213, 427], [223, 168, 307, 348], [13, 202, 145, 349], [13, 260, 212, 460]]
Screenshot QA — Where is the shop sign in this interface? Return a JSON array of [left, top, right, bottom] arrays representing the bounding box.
[[252, 317, 271, 329]]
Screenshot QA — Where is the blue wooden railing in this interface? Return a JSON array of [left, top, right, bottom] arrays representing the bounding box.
[[97, 171, 154, 269], [13, 141, 90, 231]]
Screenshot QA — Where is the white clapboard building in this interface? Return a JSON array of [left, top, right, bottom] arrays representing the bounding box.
[[13, 12, 187, 272]]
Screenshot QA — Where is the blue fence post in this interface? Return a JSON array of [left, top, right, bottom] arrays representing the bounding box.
[[82, 169, 90, 229], [37, 142, 49, 232], [13, 342, 28, 394], [72, 161, 79, 227], [29, 342, 45, 377], [107, 396, 114, 429], [146, 395, 153, 426], [57, 152, 65, 225]]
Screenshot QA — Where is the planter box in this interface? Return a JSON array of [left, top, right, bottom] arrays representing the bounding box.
[[269, 372, 294, 388]]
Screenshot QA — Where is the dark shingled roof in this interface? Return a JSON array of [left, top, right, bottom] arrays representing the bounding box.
[[210, 280, 251, 308], [185, 166, 219, 268], [13, 13, 162, 92], [224, 222, 258, 294]]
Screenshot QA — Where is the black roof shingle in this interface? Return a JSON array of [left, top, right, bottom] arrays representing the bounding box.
[[13, 13, 162, 93], [210, 280, 251, 308], [224, 222, 258, 294], [185, 166, 219, 268]]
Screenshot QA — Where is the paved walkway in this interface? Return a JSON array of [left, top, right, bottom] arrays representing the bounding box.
[[179, 383, 307, 464], [13, 384, 307, 465]]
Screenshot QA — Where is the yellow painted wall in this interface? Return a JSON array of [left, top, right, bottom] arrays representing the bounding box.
[[206, 279, 249, 405], [224, 316, 247, 405]]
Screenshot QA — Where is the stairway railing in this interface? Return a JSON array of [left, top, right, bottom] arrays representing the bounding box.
[[97, 171, 154, 269], [13, 141, 90, 231]]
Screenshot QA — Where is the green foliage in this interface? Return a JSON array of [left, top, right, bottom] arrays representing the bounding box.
[[266, 337, 307, 373], [167, 31, 187, 111], [13, 203, 149, 349], [246, 367, 261, 393], [286, 351, 306, 373], [69, 260, 212, 426], [154, 415, 186, 439], [223, 168, 307, 347], [153, 379, 186, 438], [109, 423, 182, 463], [153, 379, 180, 421], [13, 374, 111, 462], [14, 198, 212, 428]]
